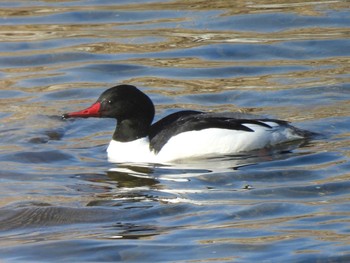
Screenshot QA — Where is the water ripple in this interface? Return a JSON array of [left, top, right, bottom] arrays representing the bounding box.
[[0, 0, 349, 262]]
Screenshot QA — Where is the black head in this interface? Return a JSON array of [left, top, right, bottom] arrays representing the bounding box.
[[62, 84, 155, 125]]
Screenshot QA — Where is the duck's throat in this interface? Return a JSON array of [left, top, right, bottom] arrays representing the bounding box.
[[113, 119, 150, 142]]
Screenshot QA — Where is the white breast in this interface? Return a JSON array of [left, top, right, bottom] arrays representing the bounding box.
[[107, 137, 156, 163]]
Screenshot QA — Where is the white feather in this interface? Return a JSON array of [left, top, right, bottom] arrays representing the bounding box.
[[107, 137, 156, 163], [157, 123, 301, 162], [107, 122, 304, 163]]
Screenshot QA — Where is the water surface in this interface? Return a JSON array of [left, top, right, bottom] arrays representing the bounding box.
[[0, 0, 350, 262]]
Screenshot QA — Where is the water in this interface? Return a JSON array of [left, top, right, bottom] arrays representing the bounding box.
[[0, 0, 349, 262]]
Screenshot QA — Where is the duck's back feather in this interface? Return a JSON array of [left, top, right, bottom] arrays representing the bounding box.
[[149, 111, 299, 154]]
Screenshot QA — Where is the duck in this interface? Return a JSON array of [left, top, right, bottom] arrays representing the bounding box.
[[62, 84, 314, 163]]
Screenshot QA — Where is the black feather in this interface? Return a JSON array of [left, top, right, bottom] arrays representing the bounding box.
[[149, 111, 287, 153]]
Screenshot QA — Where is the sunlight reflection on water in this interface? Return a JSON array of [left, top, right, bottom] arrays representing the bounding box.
[[0, 0, 349, 262]]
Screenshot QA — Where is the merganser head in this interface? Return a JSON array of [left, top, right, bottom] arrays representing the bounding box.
[[62, 84, 155, 124]]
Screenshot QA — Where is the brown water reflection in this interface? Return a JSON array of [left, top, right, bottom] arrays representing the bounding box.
[[0, 0, 349, 262]]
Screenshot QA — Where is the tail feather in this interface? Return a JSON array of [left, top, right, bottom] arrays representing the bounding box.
[[289, 126, 321, 139]]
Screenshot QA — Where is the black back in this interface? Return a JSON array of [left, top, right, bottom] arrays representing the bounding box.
[[149, 111, 289, 153]]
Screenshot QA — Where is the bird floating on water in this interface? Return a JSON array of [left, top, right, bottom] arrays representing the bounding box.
[[63, 84, 314, 163]]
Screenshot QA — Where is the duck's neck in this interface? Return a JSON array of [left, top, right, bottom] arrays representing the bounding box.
[[113, 118, 151, 142]]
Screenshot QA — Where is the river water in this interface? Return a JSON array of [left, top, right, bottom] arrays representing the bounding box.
[[0, 0, 349, 262]]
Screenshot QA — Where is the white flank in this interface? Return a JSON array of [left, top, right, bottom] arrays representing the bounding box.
[[156, 123, 302, 162], [107, 122, 304, 163]]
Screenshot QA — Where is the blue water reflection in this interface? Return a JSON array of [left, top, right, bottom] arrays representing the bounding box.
[[0, 0, 349, 262]]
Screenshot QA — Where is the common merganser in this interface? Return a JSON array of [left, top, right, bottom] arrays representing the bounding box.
[[62, 84, 313, 163]]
